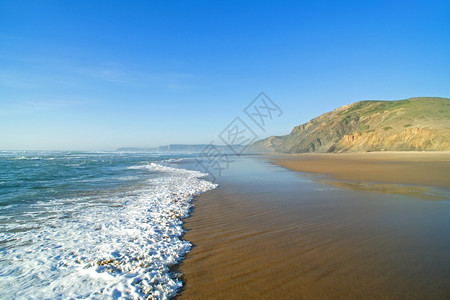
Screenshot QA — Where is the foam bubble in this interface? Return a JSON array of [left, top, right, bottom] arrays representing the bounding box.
[[0, 163, 217, 299]]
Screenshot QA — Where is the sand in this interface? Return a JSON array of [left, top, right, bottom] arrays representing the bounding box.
[[271, 151, 450, 188], [177, 155, 450, 299]]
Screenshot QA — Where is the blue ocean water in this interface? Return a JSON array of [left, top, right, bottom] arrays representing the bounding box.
[[0, 151, 216, 299], [0, 151, 180, 208]]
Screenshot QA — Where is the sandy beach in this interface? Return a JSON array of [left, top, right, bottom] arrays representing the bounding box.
[[271, 151, 450, 188], [178, 155, 450, 299]]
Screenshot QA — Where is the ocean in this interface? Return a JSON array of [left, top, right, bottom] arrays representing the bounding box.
[[0, 151, 217, 299]]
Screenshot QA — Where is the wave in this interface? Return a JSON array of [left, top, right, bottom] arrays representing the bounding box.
[[0, 163, 217, 299]]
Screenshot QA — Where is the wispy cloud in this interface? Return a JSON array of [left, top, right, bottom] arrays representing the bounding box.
[[0, 98, 95, 115], [77, 64, 136, 84], [0, 71, 73, 89], [0, 63, 199, 91], [7, 100, 73, 111], [76, 63, 199, 89], [1, 36, 200, 91]]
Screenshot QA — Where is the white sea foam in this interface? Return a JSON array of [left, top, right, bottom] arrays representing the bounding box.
[[163, 158, 184, 163], [0, 163, 217, 299], [12, 156, 40, 160], [127, 165, 149, 170]]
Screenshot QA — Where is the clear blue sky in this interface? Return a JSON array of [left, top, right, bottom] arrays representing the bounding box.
[[1, 0, 449, 150]]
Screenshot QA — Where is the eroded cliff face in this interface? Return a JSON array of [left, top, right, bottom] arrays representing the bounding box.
[[335, 127, 449, 152], [251, 97, 450, 153]]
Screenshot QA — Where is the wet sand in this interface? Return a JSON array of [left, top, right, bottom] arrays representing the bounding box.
[[177, 156, 450, 299], [271, 151, 450, 188]]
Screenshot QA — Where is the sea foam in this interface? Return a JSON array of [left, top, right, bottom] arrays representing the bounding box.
[[0, 163, 217, 299]]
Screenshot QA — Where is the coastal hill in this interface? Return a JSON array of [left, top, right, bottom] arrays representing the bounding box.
[[251, 97, 450, 153]]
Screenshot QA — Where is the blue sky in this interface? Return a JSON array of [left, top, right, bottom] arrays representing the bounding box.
[[1, 0, 449, 150]]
